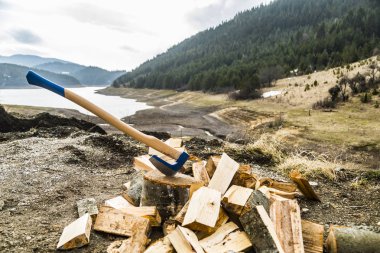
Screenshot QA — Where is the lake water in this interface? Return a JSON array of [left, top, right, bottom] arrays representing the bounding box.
[[0, 87, 152, 119]]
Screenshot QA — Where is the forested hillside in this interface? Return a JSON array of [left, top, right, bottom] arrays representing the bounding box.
[[113, 0, 380, 93], [0, 64, 81, 88]]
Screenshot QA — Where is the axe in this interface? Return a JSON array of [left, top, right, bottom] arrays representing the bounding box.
[[26, 70, 188, 176]]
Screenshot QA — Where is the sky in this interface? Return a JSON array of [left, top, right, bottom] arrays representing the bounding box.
[[0, 0, 271, 71]]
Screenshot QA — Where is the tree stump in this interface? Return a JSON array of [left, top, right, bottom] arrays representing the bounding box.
[[141, 170, 203, 220]]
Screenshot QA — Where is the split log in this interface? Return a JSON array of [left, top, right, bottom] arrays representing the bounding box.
[[325, 226, 380, 253], [270, 195, 304, 253], [242, 189, 270, 215], [119, 206, 161, 226], [208, 153, 239, 194], [134, 155, 156, 172], [199, 222, 252, 253], [205, 156, 220, 178], [94, 206, 150, 237], [271, 180, 298, 193], [192, 161, 210, 185], [57, 213, 92, 250], [240, 205, 285, 253], [144, 236, 174, 253], [122, 172, 143, 206], [231, 164, 257, 188], [76, 198, 98, 218], [105, 196, 133, 209], [182, 186, 221, 232], [301, 220, 324, 253], [289, 170, 320, 201], [174, 200, 190, 224], [168, 226, 204, 253], [222, 185, 253, 216], [141, 170, 203, 220], [107, 218, 150, 253]]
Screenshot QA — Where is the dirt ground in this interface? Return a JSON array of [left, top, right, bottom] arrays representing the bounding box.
[[1, 106, 379, 252]]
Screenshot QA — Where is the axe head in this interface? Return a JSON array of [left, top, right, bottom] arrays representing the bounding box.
[[149, 152, 189, 176]]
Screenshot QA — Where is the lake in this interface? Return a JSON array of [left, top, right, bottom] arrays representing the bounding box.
[[0, 87, 152, 119]]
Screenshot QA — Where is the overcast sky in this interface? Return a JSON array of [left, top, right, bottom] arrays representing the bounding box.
[[0, 0, 271, 71]]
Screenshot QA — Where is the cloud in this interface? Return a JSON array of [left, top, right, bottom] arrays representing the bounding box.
[[120, 45, 139, 53], [10, 29, 42, 44], [63, 3, 135, 33], [187, 0, 271, 30], [0, 0, 9, 9]]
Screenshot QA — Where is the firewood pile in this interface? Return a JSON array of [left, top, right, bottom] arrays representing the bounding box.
[[57, 138, 380, 253]]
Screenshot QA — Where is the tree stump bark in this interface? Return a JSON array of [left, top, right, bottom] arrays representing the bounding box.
[[141, 170, 203, 220]]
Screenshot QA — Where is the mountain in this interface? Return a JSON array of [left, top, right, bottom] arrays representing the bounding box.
[[0, 55, 126, 86], [0, 54, 68, 67], [113, 0, 380, 93], [0, 63, 81, 88]]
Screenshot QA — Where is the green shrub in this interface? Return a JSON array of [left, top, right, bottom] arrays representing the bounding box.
[[360, 93, 372, 103], [375, 101, 379, 108], [304, 84, 310, 91]]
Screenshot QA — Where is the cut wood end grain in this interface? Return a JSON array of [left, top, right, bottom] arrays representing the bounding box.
[[57, 213, 92, 250]]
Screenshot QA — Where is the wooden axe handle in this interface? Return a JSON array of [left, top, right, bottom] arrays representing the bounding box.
[[26, 71, 181, 160]]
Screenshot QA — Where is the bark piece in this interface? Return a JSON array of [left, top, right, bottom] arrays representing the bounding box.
[[168, 226, 204, 253], [141, 170, 203, 220], [325, 226, 380, 253], [122, 172, 143, 206], [94, 206, 149, 237], [200, 222, 252, 253], [163, 220, 177, 236], [242, 189, 270, 215], [222, 185, 253, 215], [301, 220, 324, 253], [240, 205, 285, 253], [144, 236, 174, 253], [76, 198, 98, 218], [57, 213, 92, 250], [192, 161, 210, 185], [205, 156, 220, 178], [208, 153, 239, 194], [182, 186, 221, 232], [290, 170, 320, 201], [270, 196, 304, 253], [105, 196, 133, 209]]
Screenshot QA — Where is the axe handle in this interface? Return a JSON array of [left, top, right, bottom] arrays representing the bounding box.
[[26, 71, 181, 160]]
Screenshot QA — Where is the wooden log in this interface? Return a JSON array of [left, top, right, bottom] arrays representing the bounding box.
[[301, 220, 324, 253], [208, 153, 239, 194], [289, 170, 320, 201], [105, 196, 133, 209], [222, 185, 253, 216], [144, 236, 174, 253], [231, 164, 258, 188], [325, 226, 380, 253], [76, 198, 98, 218], [205, 156, 220, 178], [57, 213, 92, 250], [94, 206, 149, 237], [270, 195, 304, 253], [168, 226, 204, 253], [240, 205, 285, 253], [141, 170, 203, 220], [192, 161, 210, 185], [182, 186, 221, 232], [199, 222, 252, 253], [107, 218, 150, 253], [119, 206, 161, 227]]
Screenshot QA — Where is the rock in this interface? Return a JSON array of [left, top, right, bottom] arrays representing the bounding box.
[[302, 208, 310, 213], [309, 181, 318, 187], [0, 200, 4, 211]]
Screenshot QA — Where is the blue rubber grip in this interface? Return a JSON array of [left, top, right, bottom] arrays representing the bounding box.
[[26, 71, 65, 97]]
